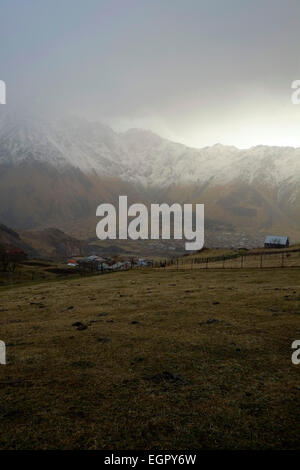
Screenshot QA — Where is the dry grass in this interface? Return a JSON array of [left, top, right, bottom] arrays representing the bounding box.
[[165, 248, 300, 270], [0, 265, 299, 449], [0, 259, 82, 288]]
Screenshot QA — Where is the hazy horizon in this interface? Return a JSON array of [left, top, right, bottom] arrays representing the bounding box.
[[2, 109, 300, 151], [1, 0, 299, 148]]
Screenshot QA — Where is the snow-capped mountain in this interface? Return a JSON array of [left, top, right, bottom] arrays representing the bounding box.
[[0, 113, 299, 242], [1, 114, 299, 189], [0, 114, 128, 176]]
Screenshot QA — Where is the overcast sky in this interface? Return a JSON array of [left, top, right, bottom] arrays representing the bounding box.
[[1, 0, 299, 148]]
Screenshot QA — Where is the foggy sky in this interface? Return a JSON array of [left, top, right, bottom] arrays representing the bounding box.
[[1, 0, 299, 148]]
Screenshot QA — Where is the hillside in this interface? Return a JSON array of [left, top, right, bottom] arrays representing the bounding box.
[[0, 114, 299, 245], [0, 222, 87, 259], [20, 227, 86, 259], [0, 223, 35, 255]]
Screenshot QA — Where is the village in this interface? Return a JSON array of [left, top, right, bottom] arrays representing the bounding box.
[[0, 231, 292, 278], [67, 255, 153, 273], [66, 235, 291, 274]]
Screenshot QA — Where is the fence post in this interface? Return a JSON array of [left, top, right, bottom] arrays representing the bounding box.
[[241, 255, 243, 268], [281, 253, 284, 268], [260, 254, 263, 268]]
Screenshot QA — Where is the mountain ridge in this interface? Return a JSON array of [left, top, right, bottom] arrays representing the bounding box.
[[1, 114, 299, 186], [0, 114, 299, 245]]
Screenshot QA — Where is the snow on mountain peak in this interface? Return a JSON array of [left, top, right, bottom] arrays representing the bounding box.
[[0, 115, 299, 190]]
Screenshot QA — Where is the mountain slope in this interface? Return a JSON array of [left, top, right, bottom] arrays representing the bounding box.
[[0, 223, 35, 254], [0, 222, 88, 258], [0, 114, 299, 244]]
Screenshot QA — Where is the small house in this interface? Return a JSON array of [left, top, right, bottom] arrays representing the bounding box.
[[67, 259, 78, 267], [264, 235, 289, 249]]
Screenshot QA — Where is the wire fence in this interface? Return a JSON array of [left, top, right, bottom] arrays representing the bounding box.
[[1, 249, 299, 287], [154, 248, 300, 271]]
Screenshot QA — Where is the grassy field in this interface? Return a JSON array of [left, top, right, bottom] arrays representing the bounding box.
[[0, 264, 299, 449], [161, 245, 300, 270], [0, 259, 78, 287]]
